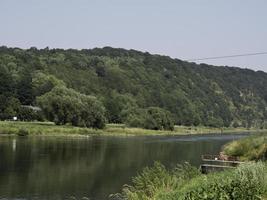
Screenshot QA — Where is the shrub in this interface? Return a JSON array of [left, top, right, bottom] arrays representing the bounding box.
[[125, 107, 174, 131], [143, 107, 174, 131], [17, 106, 44, 121], [37, 86, 106, 129], [17, 128, 29, 136], [115, 162, 267, 200], [114, 162, 200, 200], [126, 115, 145, 128], [177, 162, 267, 200], [223, 134, 267, 161]]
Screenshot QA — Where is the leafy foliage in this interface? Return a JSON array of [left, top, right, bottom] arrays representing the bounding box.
[[175, 162, 267, 200], [126, 107, 174, 130], [223, 134, 267, 161], [37, 86, 106, 128], [112, 162, 200, 200], [0, 95, 21, 120], [115, 162, 267, 200], [0, 46, 267, 128], [17, 106, 44, 121]]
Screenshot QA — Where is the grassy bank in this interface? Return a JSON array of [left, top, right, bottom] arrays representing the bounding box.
[[223, 133, 267, 161], [0, 121, 265, 137], [0, 121, 101, 136], [112, 131, 267, 199], [113, 162, 267, 200]]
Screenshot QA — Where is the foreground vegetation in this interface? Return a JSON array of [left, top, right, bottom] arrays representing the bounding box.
[[223, 133, 267, 161], [0, 121, 263, 136], [1, 46, 267, 129], [113, 162, 267, 200], [112, 133, 267, 200], [37, 86, 106, 128]]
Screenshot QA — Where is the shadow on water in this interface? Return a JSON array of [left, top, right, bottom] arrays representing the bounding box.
[[0, 133, 250, 200]]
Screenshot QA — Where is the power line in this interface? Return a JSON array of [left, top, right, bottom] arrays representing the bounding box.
[[186, 51, 267, 62]]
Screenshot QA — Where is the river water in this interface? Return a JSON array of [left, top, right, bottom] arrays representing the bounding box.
[[0, 133, 248, 200]]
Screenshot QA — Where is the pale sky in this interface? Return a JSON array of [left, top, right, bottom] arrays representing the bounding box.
[[1, 0, 267, 72]]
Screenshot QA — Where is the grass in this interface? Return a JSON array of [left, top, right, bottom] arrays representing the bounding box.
[[111, 131, 267, 199], [0, 121, 265, 137], [223, 133, 267, 161], [113, 162, 267, 200], [0, 121, 101, 136]]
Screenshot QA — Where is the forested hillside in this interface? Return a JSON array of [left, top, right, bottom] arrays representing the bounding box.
[[0, 46, 267, 128]]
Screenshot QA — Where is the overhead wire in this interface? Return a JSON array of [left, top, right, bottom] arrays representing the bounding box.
[[186, 52, 267, 62]]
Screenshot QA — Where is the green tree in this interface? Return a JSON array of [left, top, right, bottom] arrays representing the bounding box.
[[17, 106, 44, 121], [32, 72, 65, 97], [37, 86, 106, 128], [0, 65, 14, 96], [0, 46, 267, 128], [0, 96, 21, 120], [17, 70, 34, 105], [144, 107, 174, 130], [104, 91, 138, 123], [126, 107, 174, 131]]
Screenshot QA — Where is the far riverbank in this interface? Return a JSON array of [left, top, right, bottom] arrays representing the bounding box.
[[0, 121, 266, 137]]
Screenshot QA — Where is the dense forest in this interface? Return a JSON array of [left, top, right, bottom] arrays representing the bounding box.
[[0, 46, 267, 129]]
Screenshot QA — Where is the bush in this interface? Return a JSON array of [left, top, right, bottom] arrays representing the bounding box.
[[114, 162, 200, 200], [126, 115, 145, 128], [17, 128, 29, 136], [0, 96, 21, 120], [206, 117, 224, 128], [223, 134, 267, 161], [17, 106, 44, 121], [125, 107, 174, 131], [176, 162, 267, 200], [116, 162, 267, 200], [37, 86, 106, 129]]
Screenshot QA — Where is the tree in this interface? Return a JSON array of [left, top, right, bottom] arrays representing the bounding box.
[[37, 86, 106, 128], [0, 65, 14, 96], [104, 91, 138, 123], [0, 46, 267, 128], [126, 107, 174, 131], [17, 69, 34, 105], [144, 107, 174, 130], [0, 96, 21, 120], [17, 106, 44, 121], [32, 72, 65, 97], [206, 116, 224, 128]]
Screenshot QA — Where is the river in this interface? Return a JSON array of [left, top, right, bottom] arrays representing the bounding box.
[[0, 133, 248, 200]]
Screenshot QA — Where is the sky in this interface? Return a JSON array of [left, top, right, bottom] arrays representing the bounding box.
[[0, 0, 267, 72]]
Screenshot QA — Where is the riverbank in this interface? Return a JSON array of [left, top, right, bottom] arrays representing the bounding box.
[[223, 133, 267, 161], [0, 121, 266, 137], [115, 161, 267, 200], [115, 134, 267, 200], [0, 121, 267, 136]]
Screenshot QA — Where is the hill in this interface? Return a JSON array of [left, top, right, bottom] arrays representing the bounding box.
[[0, 46, 266, 128]]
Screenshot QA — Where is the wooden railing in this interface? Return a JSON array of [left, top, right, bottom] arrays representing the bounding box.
[[200, 154, 245, 173], [201, 154, 240, 162]]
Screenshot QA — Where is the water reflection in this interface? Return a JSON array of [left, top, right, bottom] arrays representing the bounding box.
[[12, 139, 16, 152], [0, 134, 248, 200]]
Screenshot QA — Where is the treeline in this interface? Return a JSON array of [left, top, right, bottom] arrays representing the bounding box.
[[0, 46, 267, 129]]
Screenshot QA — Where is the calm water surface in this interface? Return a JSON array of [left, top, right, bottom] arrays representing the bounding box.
[[0, 133, 248, 200]]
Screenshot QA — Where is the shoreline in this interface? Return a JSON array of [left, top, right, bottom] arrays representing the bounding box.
[[0, 121, 266, 137]]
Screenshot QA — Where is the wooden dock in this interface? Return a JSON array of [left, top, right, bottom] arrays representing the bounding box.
[[200, 154, 244, 174], [200, 164, 235, 174]]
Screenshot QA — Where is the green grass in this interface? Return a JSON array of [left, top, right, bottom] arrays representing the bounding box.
[[112, 132, 267, 199], [0, 121, 265, 137], [114, 162, 267, 200], [0, 121, 101, 136], [98, 123, 265, 136], [223, 133, 267, 161]]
